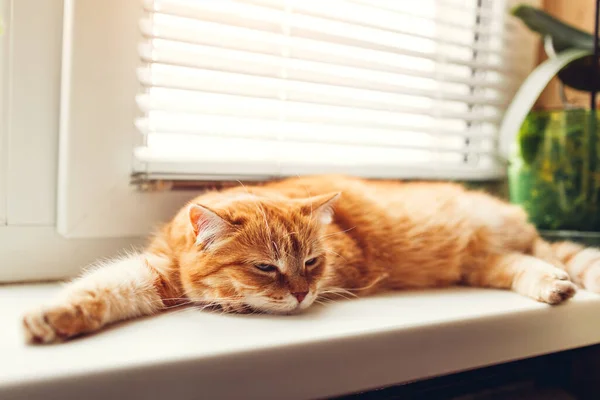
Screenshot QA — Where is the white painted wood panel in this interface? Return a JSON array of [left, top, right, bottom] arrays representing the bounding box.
[[0, 226, 144, 282], [0, 0, 10, 225], [6, 0, 63, 225], [57, 0, 196, 238]]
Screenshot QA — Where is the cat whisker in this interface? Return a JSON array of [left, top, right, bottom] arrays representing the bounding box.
[[162, 305, 207, 317], [282, 231, 299, 239], [159, 298, 233, 315], [158, 297, 196, 302], [316, 276, 387, 303], [158, 298, 249, 315], [170, 299, 251, 315], [271, 240, 280, 259], [319, 286, 357, 296], [314, 299, 336, 306], [161, 301, 195, 310], [343, 273, 389, 293], [147, 298, 192, 309], [323, 248, 347, 262], [319, 293, 354, 301], [318, 287, 358, 301], [319, 226, 356, 240]]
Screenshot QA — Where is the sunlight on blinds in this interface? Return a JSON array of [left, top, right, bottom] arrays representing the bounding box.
[[134, 0, 538, 181]]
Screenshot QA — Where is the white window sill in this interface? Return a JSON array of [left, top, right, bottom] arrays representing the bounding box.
[[2, 283, 600, 400]]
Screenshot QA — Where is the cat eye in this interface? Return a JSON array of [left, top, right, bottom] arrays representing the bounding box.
[[255, 264, 278, 273], [305, 257, 318, 267]]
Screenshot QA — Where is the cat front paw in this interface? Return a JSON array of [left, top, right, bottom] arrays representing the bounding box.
[[22, 302, 103, 344], [539, 278, 577, 305]]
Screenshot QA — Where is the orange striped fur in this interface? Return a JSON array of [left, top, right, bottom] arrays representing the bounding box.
[[23, 175, 598, 343]]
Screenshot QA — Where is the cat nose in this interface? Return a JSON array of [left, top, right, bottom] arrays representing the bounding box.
[[292, 291, 308, 303]]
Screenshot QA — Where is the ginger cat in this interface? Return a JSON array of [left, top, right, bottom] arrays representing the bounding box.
[[23, 175, 599, 344]]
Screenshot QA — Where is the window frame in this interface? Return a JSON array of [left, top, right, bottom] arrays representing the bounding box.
[[0, 0, 541, 280], [57, 0, 198, 238], [134, 0, 532, 183], [57, 0, 539, 238], [2, 0, 66, 226], [0, 0, 8, 225], [0, 0, 146, 282]]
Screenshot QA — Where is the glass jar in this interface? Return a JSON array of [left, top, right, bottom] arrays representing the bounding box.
[[508, 108, 600, 232]]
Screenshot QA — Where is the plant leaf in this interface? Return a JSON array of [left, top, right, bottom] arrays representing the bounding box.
[[499, 49, 593, 159], [518, 112, 549, 164], [511, 5, 596, 52]]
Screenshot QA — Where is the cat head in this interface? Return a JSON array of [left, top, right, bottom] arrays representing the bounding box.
[[179, 192, 340, 314]]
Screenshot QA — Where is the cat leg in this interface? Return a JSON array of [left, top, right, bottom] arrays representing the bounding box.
[[552, 241, 600, 293], [22, 253, 174, 344], [531, 238, 567, 270], [465, 253, 576, 305], [532, 239, 600, 293]]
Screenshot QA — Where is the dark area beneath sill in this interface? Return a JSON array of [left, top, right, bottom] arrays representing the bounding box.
[[336, 343, 600, 400]]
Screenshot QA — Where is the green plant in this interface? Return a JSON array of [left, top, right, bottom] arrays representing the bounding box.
[[501, 4, 600, 232], [509, 110, 600, 231]]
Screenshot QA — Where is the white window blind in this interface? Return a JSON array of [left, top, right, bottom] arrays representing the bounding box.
[[134, 0, 537, 181]]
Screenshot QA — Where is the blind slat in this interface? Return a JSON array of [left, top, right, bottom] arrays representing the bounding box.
[[348, 0, 515, 37], [138, 65, 503, 124], [140, 17, 525, 90], [235, 0, 529, 57], [134, 145, 504, 181], [134, 0, 535, 181], [142, 2, 531, 73], [135, 115, 497, 149], [139, 41, 510, 107], [136, 90, 499, 136]]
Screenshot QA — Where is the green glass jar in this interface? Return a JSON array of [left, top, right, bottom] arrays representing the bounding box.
[[508, 108, 600, 232]]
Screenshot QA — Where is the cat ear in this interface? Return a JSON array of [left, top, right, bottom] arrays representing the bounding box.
[[188, 204, 229, 247], [301, 192, 341, 224]]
